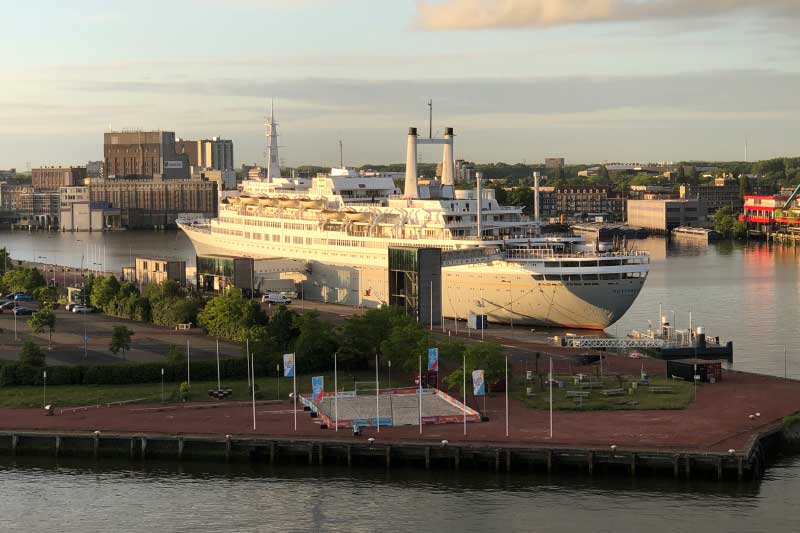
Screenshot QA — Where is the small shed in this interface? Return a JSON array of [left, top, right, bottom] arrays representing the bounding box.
[[666, 358, 722, 383]]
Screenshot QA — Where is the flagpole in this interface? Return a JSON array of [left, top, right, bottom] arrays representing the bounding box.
[[549, 356, 553, 439], [251, 352, 256, 431], [186, 339, 190, 386], [505, 355, 509, 438], [418, 354, 423, 435], [375, 353, 380, 433], [462, 353, 466, 436], [334, 351, 338, 432], [293, 356, 297, 431], [246, 338, 251, 388], [216, 338, 221, 390]]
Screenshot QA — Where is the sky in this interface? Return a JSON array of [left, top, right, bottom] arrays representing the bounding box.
[[1, 0, 799, 169]]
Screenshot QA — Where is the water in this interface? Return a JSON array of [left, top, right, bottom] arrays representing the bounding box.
[[0, 454, 799, 532], [1, 231, 800, 530]]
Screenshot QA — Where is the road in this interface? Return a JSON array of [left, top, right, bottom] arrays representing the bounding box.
[[0, 304, 241, 366]]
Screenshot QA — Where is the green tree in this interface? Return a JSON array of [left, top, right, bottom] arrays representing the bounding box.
[[714, 206, 736, 237], [379, 316, 430, 372], [28, 307, 56, 349], [2, 267, 46, 294], [19, 340, 45, 367], [738, 174, 750, 199], [338, 306, 405, 370], [0, 247, 12, 277], [33, 286, 58, 308], [197, 288, 267, 341], [599, 165, 610, 185], [733, 219, 748, 239], [444, 342, 505, 394], [266, 305, 299, 352], [293, 311, 339, 373], [109, 325, 134, 359], [90, 275, 121, 311], [165, 344, 183, 365]]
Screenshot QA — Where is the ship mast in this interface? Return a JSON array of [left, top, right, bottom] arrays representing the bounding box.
[[265, 101, 281, 183]]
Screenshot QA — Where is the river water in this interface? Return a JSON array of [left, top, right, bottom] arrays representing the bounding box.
[[1, 231, 799, 530]]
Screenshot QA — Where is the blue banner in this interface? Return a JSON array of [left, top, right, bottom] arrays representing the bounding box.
[[472, 369, 485, 396], [283, 353, 295, 377], [312, 375, 324, 403], [427, 348, 439, 372]]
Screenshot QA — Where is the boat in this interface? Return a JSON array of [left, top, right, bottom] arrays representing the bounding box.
[[178, 117, 650, 329], [671, 226, 721, 241]]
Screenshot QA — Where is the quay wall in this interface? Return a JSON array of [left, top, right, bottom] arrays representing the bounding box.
[[0, 429, 784, 482]]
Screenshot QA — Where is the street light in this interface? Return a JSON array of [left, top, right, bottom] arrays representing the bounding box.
[[502, 279, 513, 337]]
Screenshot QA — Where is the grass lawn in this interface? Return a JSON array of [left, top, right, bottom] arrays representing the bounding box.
[[0, 369, 400, 409], [514, 374, 695, 411]]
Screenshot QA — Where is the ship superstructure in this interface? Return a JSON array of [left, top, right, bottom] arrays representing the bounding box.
[[180, 121, 649, 329]]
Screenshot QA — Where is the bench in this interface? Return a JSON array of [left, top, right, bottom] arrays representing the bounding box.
[[601, 388, 625, 396], [208, 388, 233, 400], [650, 386, 674, 394], [565, 391, 590, 398]]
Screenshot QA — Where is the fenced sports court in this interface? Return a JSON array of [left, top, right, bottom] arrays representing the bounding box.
[[304, 387, 481, 429]]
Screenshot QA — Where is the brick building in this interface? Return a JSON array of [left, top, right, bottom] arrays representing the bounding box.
[[104, 130, 190, 180], [32, 166, 87, 191]]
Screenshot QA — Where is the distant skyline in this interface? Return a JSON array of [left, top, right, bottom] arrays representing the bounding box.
[[2, 0, 799, 169]]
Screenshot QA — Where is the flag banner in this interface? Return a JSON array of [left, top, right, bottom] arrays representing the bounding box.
[[472, 369, 485, 396], [427, 348, 439, 372], [312, 376, 324, 403], [283, 353, 295, 377]]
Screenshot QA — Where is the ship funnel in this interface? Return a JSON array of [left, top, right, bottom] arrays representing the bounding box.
[[404, 127, 419, 199], [441, 127, 454, 187]]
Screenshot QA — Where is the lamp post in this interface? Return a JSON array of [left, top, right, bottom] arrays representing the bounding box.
[[43, 370, 47, 408], [502, 279, 513, 337]]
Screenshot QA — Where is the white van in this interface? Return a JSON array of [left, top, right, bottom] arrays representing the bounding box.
[[262, 293, 292, 305]]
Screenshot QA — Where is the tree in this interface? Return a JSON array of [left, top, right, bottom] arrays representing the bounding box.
[[109, 325, 134, 359], [293, 311, 339, 373], [197, 288, 267, 341], [714, 206, 736, 238], [338, 306, 405, 370], [2, 267, 46, 294], [33, 286, 58, 308], [28, 307, 56, 349], [599, 165, 610, 185], [19, 340, 45, 367], [739, 174, 750, 199], [444, 342, 505, 393], [266, 305, 299, 352], [90, 275, 121, 311], [379, 316, 430, 372], [165, 344, 183, 365], [0, 246, 12, 277]]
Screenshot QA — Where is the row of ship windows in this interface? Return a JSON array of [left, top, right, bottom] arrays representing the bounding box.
[[212, 227, 459, 251], [532, 272, 646, 281]]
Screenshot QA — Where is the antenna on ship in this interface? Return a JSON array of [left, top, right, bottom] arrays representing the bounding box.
[[339, 139, 344, 169]]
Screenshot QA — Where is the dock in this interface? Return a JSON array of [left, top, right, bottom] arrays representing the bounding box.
[[0, 429, 774, 481]]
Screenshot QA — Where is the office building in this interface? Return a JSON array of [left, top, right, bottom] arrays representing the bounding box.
[[104, 130, 190, 180], [627, 199, 702, 231], [537, 186, 625, 220], [0, 168, 16, 180], [59, 186, 120, 231], [190, 168, 236, 191], [87, 178, 217, 228], [680, 178, 742, 215], [545, 157, 565, 170], [133, 257, 187, 287], [32, 166, 87, 191], [86, 161, 105, 179], [176, 138, 234, 171]]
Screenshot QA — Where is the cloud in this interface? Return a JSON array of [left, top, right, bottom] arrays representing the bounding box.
[[415, 0, 800, 31]]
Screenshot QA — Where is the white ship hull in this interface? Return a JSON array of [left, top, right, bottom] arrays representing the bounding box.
[[180, 223, 644, 329]]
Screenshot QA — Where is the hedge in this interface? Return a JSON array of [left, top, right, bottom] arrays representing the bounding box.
[[0, 357, 251, 387]]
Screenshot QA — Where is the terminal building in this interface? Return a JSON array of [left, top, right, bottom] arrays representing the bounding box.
[[104, 130, 190, 180], [32, 166, 87, 191], [627, 199, 703, 231]]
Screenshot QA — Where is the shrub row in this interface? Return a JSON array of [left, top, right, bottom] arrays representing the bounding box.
[[0, 358, 250, 387]]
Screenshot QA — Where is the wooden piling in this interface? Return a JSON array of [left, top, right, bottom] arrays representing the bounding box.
[[225, 436, 231, 463], [630, 453, 637, 476], [307, 443, 313, 465], [454, 447, 461, 470], [177, 438, 184, 461], [93, 433, 100, 458], [546, 449, 553, 474], [385, 446, 391, 469], [55, 436, 61, 457], [269, 441, 276, 464], [587, 451, 594, 475], [425, 446, 431, 469], [141, 437, 147, 459], [673, 454, 680, 479], [318, 443, 324, 466], [346, 444, 352, 467], [506, 450, 511, 472], [495, 450, 501, 472]]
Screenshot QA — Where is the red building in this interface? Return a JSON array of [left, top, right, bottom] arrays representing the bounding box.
[[739, 192, 800, 232]]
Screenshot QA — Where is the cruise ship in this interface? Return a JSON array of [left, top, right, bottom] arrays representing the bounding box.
[[179, 115, 649, 329]]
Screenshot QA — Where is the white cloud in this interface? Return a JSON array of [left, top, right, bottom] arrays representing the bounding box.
[[415, 0, 800, 30]]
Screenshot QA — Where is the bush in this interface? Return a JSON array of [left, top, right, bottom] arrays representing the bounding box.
[[0, 358, 249, 387], [19, 340, 46, 367]]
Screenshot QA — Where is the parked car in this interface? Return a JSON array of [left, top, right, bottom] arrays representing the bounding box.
[[72, 305, 95, 314], [13, 307, 33, 316], [13, 293, 33, 301], [65, 303, 78, 312], [262, 293, 292, 304], [0, 301, 17, 311]]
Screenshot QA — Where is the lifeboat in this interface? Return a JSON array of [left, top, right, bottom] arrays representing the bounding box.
[[278, 197, 299, 208], [299, 198, 325, 209], [322, 210, 346, 221], [258, 197, 278, 207], [344, 210, 371, 222], [239, 196, 258, 205]]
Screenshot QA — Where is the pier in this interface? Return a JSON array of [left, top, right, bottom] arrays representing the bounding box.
[[0, 430, 772, 481]]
